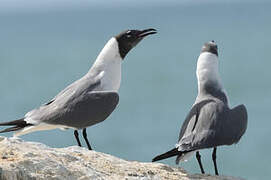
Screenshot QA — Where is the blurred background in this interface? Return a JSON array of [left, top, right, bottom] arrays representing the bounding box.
[[0, 0, 270, 179]]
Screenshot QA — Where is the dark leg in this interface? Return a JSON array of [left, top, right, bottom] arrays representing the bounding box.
[[83, 128, 92, 150], [196, 151, 205, 174], [212, 147, 219, 175], [74, 130, 82, 147]]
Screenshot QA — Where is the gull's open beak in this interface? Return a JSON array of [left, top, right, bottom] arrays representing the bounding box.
[[138, 28, 157, 38], [128, 28, 157, 48]]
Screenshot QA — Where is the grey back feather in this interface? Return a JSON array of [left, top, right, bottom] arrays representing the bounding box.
[[177, 97, 247, 152], [25, 74, 119, 129], [46, 91, 119, 129], [227, 104, 248, 143]]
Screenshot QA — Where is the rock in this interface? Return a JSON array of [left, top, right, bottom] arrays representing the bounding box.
[[0, 136, 243, 180]]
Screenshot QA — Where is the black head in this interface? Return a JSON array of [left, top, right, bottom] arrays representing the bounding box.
[[201, 40, 218, 56], [115, 28, 157, 59]]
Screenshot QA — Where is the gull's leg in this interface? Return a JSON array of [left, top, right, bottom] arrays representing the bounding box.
[[83, 128, 92, 150], [74, 130, 82, 147], [212, 147, 219, 175], [196, 151, 205, 174]]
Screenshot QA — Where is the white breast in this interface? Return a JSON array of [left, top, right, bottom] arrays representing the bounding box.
[[196, 52, 222, 92], [195, 52, 230, 105]]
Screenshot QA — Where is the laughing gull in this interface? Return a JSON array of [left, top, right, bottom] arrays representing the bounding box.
[[0, 28, 157, 150], [152, 41, 247, 175]]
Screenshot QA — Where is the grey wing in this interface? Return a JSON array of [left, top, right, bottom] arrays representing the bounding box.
[[178, 99, 215, 141], [43, 91, 119, 129], [43, 75, 101, 106], [177, 100, 230, 151], [227, 104, 248, 143], [177, 101, 247, 152], [25, 74, 102, 125]]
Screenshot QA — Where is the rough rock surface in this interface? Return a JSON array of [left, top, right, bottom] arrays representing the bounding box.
[[0, 136, 244, 180]]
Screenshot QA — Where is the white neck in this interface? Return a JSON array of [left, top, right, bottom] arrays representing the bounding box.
[[196, 52, 223, 94], [88, 37, 122, 92]]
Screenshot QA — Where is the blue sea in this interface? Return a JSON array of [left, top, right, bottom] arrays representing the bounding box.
[[0, 2, 270, 179]]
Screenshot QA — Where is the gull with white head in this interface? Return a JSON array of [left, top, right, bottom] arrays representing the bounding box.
[[152, 41, 247, 175]]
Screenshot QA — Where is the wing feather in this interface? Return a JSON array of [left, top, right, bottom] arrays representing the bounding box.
[[177, 100, 247, 152], [44, 91, 119, 129]]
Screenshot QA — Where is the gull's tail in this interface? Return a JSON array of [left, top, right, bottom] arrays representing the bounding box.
[[152, 148, 180, 162], [0, 118, 33, 133]]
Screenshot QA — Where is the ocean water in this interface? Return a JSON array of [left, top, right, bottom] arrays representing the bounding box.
[[0, 2, 270, 179]]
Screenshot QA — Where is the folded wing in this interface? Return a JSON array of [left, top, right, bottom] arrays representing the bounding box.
[[177, 100, 247, 152]]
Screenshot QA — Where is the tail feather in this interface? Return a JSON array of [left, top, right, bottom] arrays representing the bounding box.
[[152, 148, 180, 162], [0, 118, 33, 133]]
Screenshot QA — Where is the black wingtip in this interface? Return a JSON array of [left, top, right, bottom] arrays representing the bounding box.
[[152, 156, 162, 162], [152, 148, 179, 162], [0, 118, 25, 126], [0, 118, 32, 133], [0, 126, 23, 133]]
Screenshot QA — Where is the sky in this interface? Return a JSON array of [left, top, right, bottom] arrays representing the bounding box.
[[0, 0, 268, 13]]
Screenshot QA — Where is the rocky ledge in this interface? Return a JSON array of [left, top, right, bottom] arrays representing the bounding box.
[[0, 136, 243, 180]]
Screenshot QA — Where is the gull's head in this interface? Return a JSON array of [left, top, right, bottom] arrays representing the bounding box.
[[201, 40, 218, 57], [197, 40, 219, 74], [115, 28, 157, 59]]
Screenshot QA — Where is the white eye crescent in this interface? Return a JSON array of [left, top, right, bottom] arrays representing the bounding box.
[[126, 31, 132, 38]]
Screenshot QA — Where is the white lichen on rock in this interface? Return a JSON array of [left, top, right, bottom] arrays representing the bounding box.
[[0, 136, 244, 180]]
